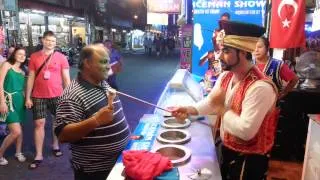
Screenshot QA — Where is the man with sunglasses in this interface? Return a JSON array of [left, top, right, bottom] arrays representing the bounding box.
[[170, 21, 278, 179]]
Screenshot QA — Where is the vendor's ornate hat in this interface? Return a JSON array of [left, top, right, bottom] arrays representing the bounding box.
[[216, 20, 265, 52]]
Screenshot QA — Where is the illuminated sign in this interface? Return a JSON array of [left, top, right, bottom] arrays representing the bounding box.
[[147, 0, 181, 13], [180, 25, 193, 70], [191, 0, 266, 77], [147, 12, 168, 25], [192, 0, 266, 9]]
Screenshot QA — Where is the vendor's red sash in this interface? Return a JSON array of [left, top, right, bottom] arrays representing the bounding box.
[[219, 67, 279, 154]]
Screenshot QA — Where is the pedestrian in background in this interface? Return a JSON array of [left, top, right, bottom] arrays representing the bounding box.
[[0, 47, 27, 165], [161, 36, 167, 56], [143, 37, 148, 54], [35, 36, 43, 52], [25, 31, 70, 169], [167, 36, 175, 56], [104, 40, 123, 90], [147, 38, 153, 56], [54, 44, 130, 180], [154, 35, 161, 57]]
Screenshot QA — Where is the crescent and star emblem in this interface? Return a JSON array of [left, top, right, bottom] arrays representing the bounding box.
[[277, 0, 298, 28]]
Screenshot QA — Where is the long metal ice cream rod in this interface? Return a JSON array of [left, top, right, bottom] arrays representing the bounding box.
[[115, 90, 171, 113]]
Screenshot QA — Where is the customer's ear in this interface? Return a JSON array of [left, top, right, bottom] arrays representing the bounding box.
[[83, 58, 91, 69]]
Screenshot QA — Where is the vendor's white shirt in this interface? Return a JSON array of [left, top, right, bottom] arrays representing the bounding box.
[[194, 71, 276, 141]]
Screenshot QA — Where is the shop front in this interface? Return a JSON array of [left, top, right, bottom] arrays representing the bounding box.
[[18, 9, 86, 49], [94, 26, 104, 42], [104, 16, 132, 49], [130, 29, 145, 50], [18, 0, 86, 51], [0, 0, 19, 53]]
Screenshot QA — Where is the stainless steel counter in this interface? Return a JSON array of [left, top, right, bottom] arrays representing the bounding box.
[[152, 117, 222, 180], [153, 69, 221, 179], [107, 115, 221, 180]]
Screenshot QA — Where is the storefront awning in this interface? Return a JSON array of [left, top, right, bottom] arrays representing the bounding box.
[[110, 17, 132, 28], [19, 0, 84, 17]]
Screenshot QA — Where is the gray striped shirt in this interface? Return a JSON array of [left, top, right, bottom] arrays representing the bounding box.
[[54, 77, 130, 173]]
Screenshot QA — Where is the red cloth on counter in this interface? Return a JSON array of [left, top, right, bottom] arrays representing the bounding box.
[[122, 150, 173, 180]]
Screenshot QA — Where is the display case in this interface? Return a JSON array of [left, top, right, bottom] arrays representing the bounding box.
[[155, 69, 204, 115], [51, 32, 70, 47], [32, 25, 46, 46], [19, 12, 46, 47], [18, 11, 72, 48], [48, 17, 70, 47], [19, 24, 29, 47]]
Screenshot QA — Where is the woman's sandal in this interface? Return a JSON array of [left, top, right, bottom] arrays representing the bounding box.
[[29, 160, 43, 169], [52, 149, 63, 157]]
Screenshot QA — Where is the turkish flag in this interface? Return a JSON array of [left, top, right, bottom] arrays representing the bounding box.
[[270, 0, 305, 48]]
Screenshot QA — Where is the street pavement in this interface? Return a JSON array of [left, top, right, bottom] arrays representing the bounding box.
[[0, 50, 180, 180]]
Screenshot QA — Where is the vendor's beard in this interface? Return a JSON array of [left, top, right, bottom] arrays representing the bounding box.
[[221, 57, 240, 71]]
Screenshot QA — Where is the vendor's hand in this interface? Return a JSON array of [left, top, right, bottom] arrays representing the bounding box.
[[93, 106, 114, 126], [0, 102, 8, 115], [211, 89, 226, 115], [25, 98, 33, 109], [168, 106, 189, 122]]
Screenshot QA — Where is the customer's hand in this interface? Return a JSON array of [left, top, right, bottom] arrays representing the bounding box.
[[94, 106, 114, 126], [93, 90, 116, 126], [25, 98, 33, 109]]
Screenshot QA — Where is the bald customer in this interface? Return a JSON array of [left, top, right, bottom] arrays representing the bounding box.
[[54, 45, 130, 180]]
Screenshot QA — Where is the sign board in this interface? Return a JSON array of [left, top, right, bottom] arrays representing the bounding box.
[[147, 0, 181, 13], [191, 0, 266, 77], [180, 24, 193, 70], [147, 12, 168, 25]]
